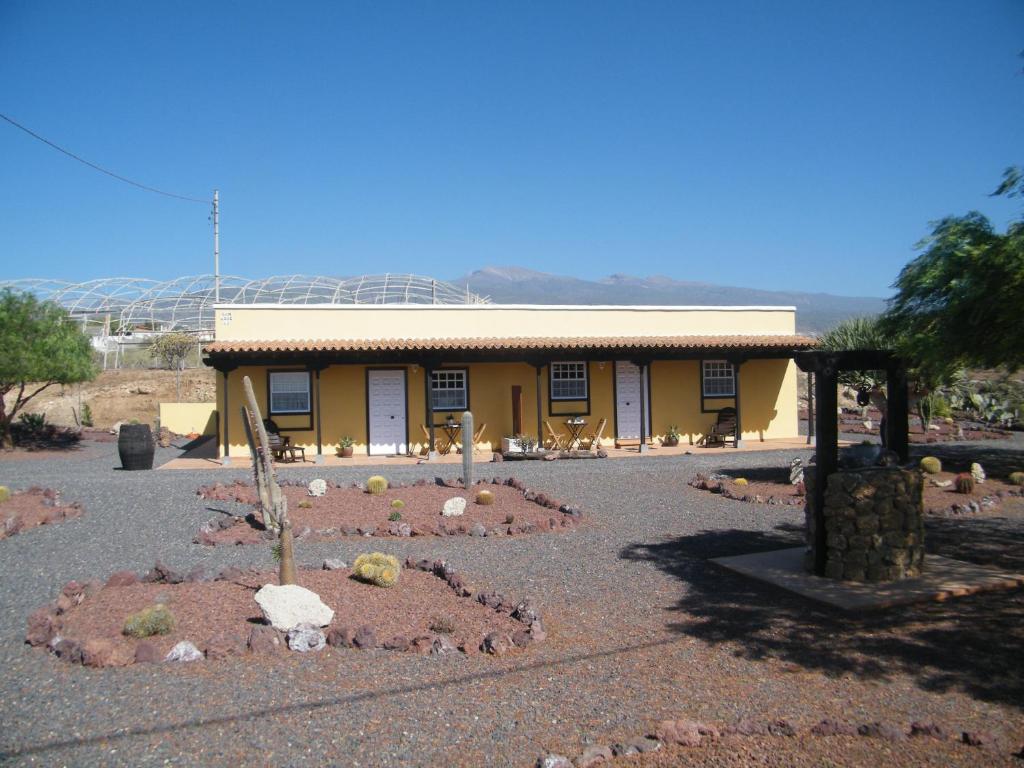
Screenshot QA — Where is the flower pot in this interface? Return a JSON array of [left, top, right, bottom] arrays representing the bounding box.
[[118, 424, 155, 470], [663, 436, 680, 447], [339, 446, 354, 458]]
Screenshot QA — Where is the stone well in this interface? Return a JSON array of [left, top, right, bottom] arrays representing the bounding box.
[[805, 467, 925, 582]]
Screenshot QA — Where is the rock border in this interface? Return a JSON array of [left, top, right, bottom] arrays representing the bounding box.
[[537, 714, 1011, 767], [195, 476, 585, 544], [1, 487, 84, 539], [25, 557, 546, 668]]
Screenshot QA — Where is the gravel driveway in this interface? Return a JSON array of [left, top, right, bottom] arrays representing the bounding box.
[[1, 439, 1022, 766]]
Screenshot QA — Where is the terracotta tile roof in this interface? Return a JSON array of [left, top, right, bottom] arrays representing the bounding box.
[[204, 335, 817, 355]]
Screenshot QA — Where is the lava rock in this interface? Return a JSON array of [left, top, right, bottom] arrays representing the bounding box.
[[575, 744, 613, 766], [165, 640, 204, 662], [105, 571, 139, 587], [203, 631, 247, 659], [286, 624, 326, 653], [352, 625, 377, 649], [653, 719, 703, 747], [857, 722, 904, 741], [481, 632, 510, 656], [909, 721, 946, 739], [327, 626, 356, 648], [134, 640, 162, 664], [810, 719, 857, 736], [81, 638, 135, 668]]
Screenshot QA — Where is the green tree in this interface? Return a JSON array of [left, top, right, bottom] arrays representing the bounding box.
[[149, 332, 195, 400], [0, 289, 96, 448], [883, 168, 1024, 374]]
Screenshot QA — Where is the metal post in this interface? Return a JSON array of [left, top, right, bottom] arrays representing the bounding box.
[[213, 189, 220, 304]]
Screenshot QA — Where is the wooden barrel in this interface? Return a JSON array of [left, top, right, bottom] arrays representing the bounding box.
[[118, 424, 155, 470]]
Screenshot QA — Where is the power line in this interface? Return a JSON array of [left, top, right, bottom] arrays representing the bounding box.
[[0, 112, 210, 204]]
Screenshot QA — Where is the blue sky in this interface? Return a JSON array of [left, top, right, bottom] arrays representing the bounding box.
[[1, 1, 1022, 297]]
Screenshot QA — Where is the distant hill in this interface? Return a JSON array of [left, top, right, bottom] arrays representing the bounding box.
[[453, 267, 887, 334]]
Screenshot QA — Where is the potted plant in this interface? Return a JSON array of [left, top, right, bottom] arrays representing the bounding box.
[[337, 436, 355, 458], [663, 425, 681, 447]]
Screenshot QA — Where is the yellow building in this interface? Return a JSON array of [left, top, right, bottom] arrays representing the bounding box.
[[202, 303, 815, 461]]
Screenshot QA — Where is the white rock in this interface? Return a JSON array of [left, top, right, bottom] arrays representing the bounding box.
[[286, 623, 326, 652], [308, 478, 327, 497], [254, 583, 334, 631], [931, 479, 953, 488], [442, 497, 466, 517], [971, 462, 986, 484], [165, 640, 203, 662], [322, 558, 347, 570]]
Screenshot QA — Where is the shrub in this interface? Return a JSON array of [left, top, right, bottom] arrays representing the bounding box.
[[390, 499, 405, 510], [80, 402, 94, 428], [1009, 471, 1024, 487], [504, 514, 515, 525], [388, 510, 402, 521], [17, 412, 47, 434], [0, 486, 9, 504], [297, 499, 312, 509], [954, 473, 975, 494], [429, 615, 456, 634], [919, 456, 942, 474], [123, 605, 175, 638], [353, 552, 400, 587], [366, 476, 388, 495], [338, 435, 355, 448], [734, 478, 748, 486], [476, 489, 495, 505]]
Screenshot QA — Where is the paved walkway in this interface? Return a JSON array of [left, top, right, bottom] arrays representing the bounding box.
[[1, 438, 1022, 766]]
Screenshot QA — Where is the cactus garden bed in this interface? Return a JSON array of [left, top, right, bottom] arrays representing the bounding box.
[[689, 467, 1024, 516], [26, 558, 545, 668], [195, 476, 583, 545], [0, 487, 83, 539], [836, 407, 1012, 443]]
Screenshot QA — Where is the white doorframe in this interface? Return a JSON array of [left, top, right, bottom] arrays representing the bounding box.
[[367, 369, 408, 455], [614, 361, 650, 440]]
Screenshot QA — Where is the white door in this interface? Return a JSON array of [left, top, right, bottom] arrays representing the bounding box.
[[367, 370, 407, 455], [615, 361, 650, 440]]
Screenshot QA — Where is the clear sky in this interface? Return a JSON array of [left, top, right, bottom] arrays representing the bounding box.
[[1, 1, 1022, 297]]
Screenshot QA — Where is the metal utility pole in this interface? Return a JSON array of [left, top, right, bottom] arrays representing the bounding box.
[[213, 189, 220, 304]]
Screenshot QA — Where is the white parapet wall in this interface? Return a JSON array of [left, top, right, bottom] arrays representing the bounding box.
[[159, 402, 218, 436]]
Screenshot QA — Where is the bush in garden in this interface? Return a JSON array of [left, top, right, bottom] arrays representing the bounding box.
[[919, 456, 942, 474], [366, 476, 388, 495], [297, 500, 312, 509], [475, 489, 495, 505], [353, 552, 400, 587], [954, 473, 975, 494], [429, 615, 456, 634], [1009, 471, 1024, 486], [0, 486, 9, 504], [388, 511, 402, 521], [123, 605, 175, 638]]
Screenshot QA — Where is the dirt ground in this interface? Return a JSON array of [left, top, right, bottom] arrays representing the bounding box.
[[4, 368, 215, 430]]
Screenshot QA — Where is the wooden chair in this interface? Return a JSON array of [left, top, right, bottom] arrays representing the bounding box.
[[471, 422, 487, 453], [544, 420, 568, 451], [697, 407, 738, 448], [419, 424, 433, 455], [581, 417, 608, 450], [263, 419, 306, 463]]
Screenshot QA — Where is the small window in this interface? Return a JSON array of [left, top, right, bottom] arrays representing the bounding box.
[[550, 361, 588, 400], [702, 360, 735, 397], [269, 371, 311, 414], [431, 369, 467, 411]]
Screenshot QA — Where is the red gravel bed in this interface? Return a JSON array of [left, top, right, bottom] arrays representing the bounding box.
[[689, 471, 1024, 516], [196, 477, 582, 545], [836, 408, 1011, 443], [26, 560, 543, 668], [0, 487, 82, 539]]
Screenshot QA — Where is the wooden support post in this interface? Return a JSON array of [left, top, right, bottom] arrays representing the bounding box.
[[813, 363, 839, 576], [424, 364, 437, 460], [806, 370, 815, 445], [511, 385, 523, 436], [637, 361, 649, 453], [886, 363, 910, 463], [535, 364, 544, 445], [221, 368, 232, 466], [733, 360, 743, 447], [314, 367, 323, 464]]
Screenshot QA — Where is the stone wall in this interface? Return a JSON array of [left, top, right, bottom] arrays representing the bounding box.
[[805, 467, 925, 582]]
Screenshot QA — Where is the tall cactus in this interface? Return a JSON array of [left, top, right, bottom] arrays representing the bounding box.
[[461, 410, 474, 490], [241, 376, 296, 586]]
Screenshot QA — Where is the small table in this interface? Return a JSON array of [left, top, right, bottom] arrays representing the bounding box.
[[438, 423, 462, 455], [564, 418, 587, 450]]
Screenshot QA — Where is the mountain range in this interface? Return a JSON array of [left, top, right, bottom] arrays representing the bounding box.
[[453, 267, 886, 334]]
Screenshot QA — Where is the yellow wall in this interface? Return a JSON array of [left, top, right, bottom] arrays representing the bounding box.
[[214, 304, 797, 342], [217, 358, 798, 457], [159, 402, 217, 436]]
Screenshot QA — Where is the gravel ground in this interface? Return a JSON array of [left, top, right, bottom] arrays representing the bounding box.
[[1, 438, 1022, 766]]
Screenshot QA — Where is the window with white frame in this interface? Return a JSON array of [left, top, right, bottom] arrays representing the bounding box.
[[268, 371, 311, 414], [431, 369, 467, 411], [702, 360, 735, 397], [550, 361, 588, 400]]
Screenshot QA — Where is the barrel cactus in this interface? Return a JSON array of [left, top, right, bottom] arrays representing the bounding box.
[[734, 478, 748, 486], [476, 489, 495, 506], [0, 486, 9, 504], [366, 476, 389, 495], [919, 456, 942, 474], [353, 552, 400, 587], [123, 605, 175, 638], [390, 499, 405, 510], [954, 473, 975, 494], [1010, 471, 1024, 486]]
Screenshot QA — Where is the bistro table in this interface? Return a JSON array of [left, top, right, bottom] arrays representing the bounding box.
[[438, 423, 462, 455], [564, 418, 587, 450]]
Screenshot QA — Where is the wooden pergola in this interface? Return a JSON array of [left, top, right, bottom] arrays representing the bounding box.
[[794, 349, 910, 576]]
